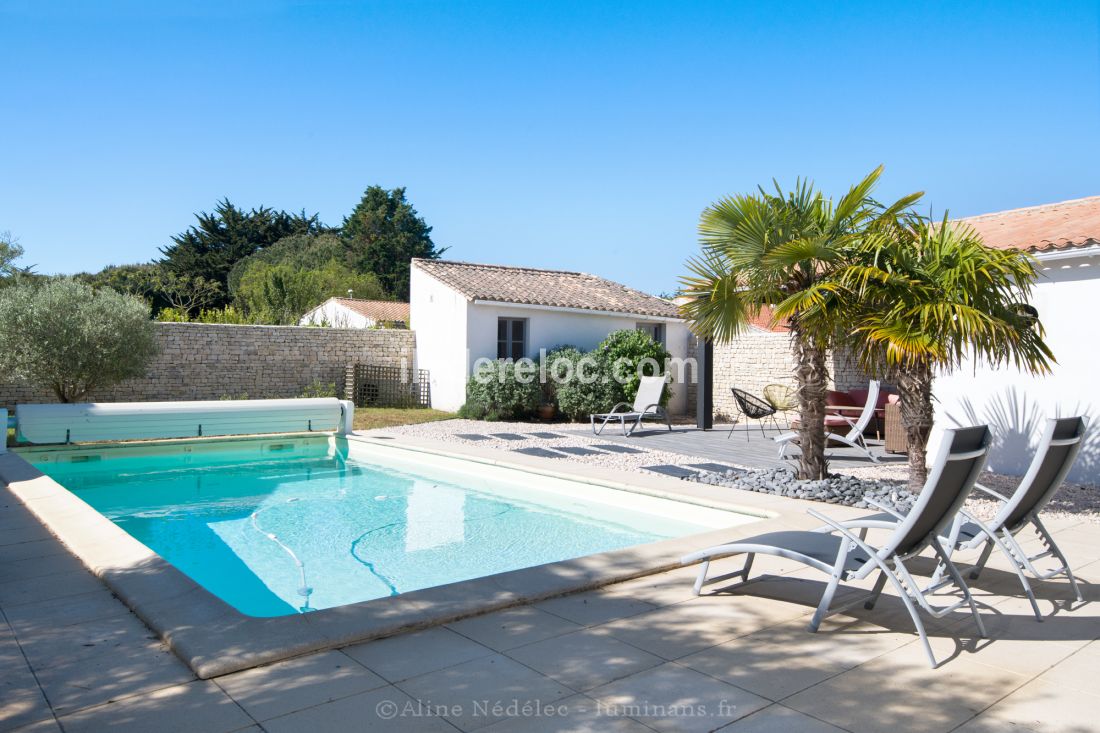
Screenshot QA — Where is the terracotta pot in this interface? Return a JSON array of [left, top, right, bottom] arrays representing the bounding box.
[[537, 404, 557, 420]]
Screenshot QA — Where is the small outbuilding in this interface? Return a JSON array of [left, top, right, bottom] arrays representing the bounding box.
[[410, 259, 690, 413], [299, 298, 410, 329]]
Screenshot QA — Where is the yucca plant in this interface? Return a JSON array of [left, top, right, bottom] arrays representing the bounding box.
[[839, 213, 1054, 490], [679, 167, 921, 480]]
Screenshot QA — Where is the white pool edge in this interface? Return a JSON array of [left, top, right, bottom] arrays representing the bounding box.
[[0, 432, 819, 680]]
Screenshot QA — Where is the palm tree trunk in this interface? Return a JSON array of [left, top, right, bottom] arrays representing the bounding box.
[[791, 330, 829, 480], [892, 363, 934, 492]]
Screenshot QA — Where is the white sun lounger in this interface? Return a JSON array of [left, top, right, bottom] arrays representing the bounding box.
[[590, 375, 672, 436], [924, 416, 1088, 620], [774, 380, 880, 463], [682, 424, 992, 668]]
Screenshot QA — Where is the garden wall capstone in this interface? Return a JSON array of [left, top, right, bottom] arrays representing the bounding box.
[[686, 329, 870, 420], [0, 322, 415, 406]]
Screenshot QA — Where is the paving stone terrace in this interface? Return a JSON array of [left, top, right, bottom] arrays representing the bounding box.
[[3, 432, 1099, 732]]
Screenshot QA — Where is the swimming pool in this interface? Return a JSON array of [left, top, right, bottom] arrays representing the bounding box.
[[27, 437, 753, 617]]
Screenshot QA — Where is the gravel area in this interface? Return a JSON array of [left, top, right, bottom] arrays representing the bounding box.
[[364, 418, 1100, 524], [693, 466, 917, 512], [841, 463, 1100, 524]]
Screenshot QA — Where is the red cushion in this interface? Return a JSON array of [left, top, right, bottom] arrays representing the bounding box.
[[826, 390, 858, 407]]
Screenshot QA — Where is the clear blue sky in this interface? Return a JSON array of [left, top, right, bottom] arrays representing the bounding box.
[[2, 1, 1098, 295]]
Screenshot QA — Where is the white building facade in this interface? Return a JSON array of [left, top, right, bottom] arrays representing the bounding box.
[[410, 259, 692, 414]]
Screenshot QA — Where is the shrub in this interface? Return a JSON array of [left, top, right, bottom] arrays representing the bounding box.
[[550, 348, 624, 421], [546, 332, 671, 421], [458, 360, 540, 421], [299, 380, 338, 398], [195, 306, 249, 324], [0, 278, 158, 402], [598, 329, 672, 404], [156, 306, 190, 322]]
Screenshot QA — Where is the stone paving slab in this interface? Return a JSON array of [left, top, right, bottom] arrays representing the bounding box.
[[511, 447, 564, 459], [2, 434, 1099, 732]]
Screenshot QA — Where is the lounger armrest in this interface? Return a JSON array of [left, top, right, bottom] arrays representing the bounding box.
[[806, 508, 883, 570], [864, 497, 907, 521], [812, 518, 899, 534], [941, 507, 997, 547], [640, 403, 664, 415], [973, 483, 1011, 503], [594, 403, 634, 417]]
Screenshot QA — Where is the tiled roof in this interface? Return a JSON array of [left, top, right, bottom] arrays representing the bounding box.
[[956, 195, 1100, 253], [330, 298, 409, 323], [413, 259, 681, 319]]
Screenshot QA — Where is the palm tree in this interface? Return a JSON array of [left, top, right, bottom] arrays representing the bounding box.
[[839, 213, 1054, 491], [679, 167, 921, 480]]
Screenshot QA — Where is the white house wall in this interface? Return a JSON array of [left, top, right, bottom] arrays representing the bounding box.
[[299, 301, 372, 329], [928, 251, 1099, 483], [410, 266, 470, 412], [465, 303, 690, 415]]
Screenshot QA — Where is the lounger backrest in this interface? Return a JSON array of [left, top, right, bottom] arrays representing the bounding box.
[[878, 424, 991, 560], [994, 416, 1088, 533], [843, 380, 880, 441], [632, 375, 667, 413]]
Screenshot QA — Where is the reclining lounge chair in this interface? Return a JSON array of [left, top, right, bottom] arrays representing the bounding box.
[[682, 424, 992, 668], [925, 416, 1088, 620], [591, 375, 672, 437], [774, 380, 881, 463]]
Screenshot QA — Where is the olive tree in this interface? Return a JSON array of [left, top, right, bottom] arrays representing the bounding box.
[[0, 278, 159, 402]]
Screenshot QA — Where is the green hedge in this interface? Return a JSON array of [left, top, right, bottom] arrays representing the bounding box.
[[458, 360, 541, 421], [458, 329, 672, 422]]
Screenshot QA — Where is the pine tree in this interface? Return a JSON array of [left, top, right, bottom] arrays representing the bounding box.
[[342, 186, 445, 299], [159, 199, 322, 307]]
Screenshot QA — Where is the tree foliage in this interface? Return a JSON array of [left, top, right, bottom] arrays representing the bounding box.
[[235, 260, 386, 325], [343, 186, 445, 299], [0, 278, 158, 402], [227, 232, 348, 297], [679, 167, 922, 480], [837, 213, 1053, 489], [159, 199, 324, 306]]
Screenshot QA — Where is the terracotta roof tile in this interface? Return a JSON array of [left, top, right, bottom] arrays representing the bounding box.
[[413, 259, 680, 319], [956, 195, 1100, 253], [331, 298, 409, 323]]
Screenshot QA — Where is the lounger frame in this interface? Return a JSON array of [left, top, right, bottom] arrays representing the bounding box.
[[683, 425, 992, 668]]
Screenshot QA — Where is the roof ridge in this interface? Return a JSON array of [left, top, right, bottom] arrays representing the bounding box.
[[413, 258, 590, 278], [957, 194, 1100, 223], [332, 297, 407, 305]]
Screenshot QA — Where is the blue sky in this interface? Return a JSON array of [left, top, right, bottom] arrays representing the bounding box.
[[2, 1, 1098, 295]]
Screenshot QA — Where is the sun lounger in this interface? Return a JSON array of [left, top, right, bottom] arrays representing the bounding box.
[[682, 424, 992, 668], [590, 375, 672, 436]]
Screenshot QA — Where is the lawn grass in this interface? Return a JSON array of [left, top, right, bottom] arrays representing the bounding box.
[[353, 407, 455, 431]]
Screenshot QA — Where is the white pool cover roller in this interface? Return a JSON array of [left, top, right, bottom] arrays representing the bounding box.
[[15, 398, 353, 444]]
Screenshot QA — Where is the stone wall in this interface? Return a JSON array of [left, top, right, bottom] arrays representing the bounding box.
[[0, 322, 416, 406], [687, 328, 871, 420]]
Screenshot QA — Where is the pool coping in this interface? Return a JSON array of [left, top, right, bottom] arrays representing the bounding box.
[[0, 431, 841, 679]]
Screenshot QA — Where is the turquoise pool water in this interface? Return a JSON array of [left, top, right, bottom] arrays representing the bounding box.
[[30, 440, 714, 617]]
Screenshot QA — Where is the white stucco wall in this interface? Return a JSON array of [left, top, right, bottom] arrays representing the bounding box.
[[299, 300, 373, 329], [928, 248, 1099, 483], [410, 263, 691, 413], [410, 266, 470, 412]]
